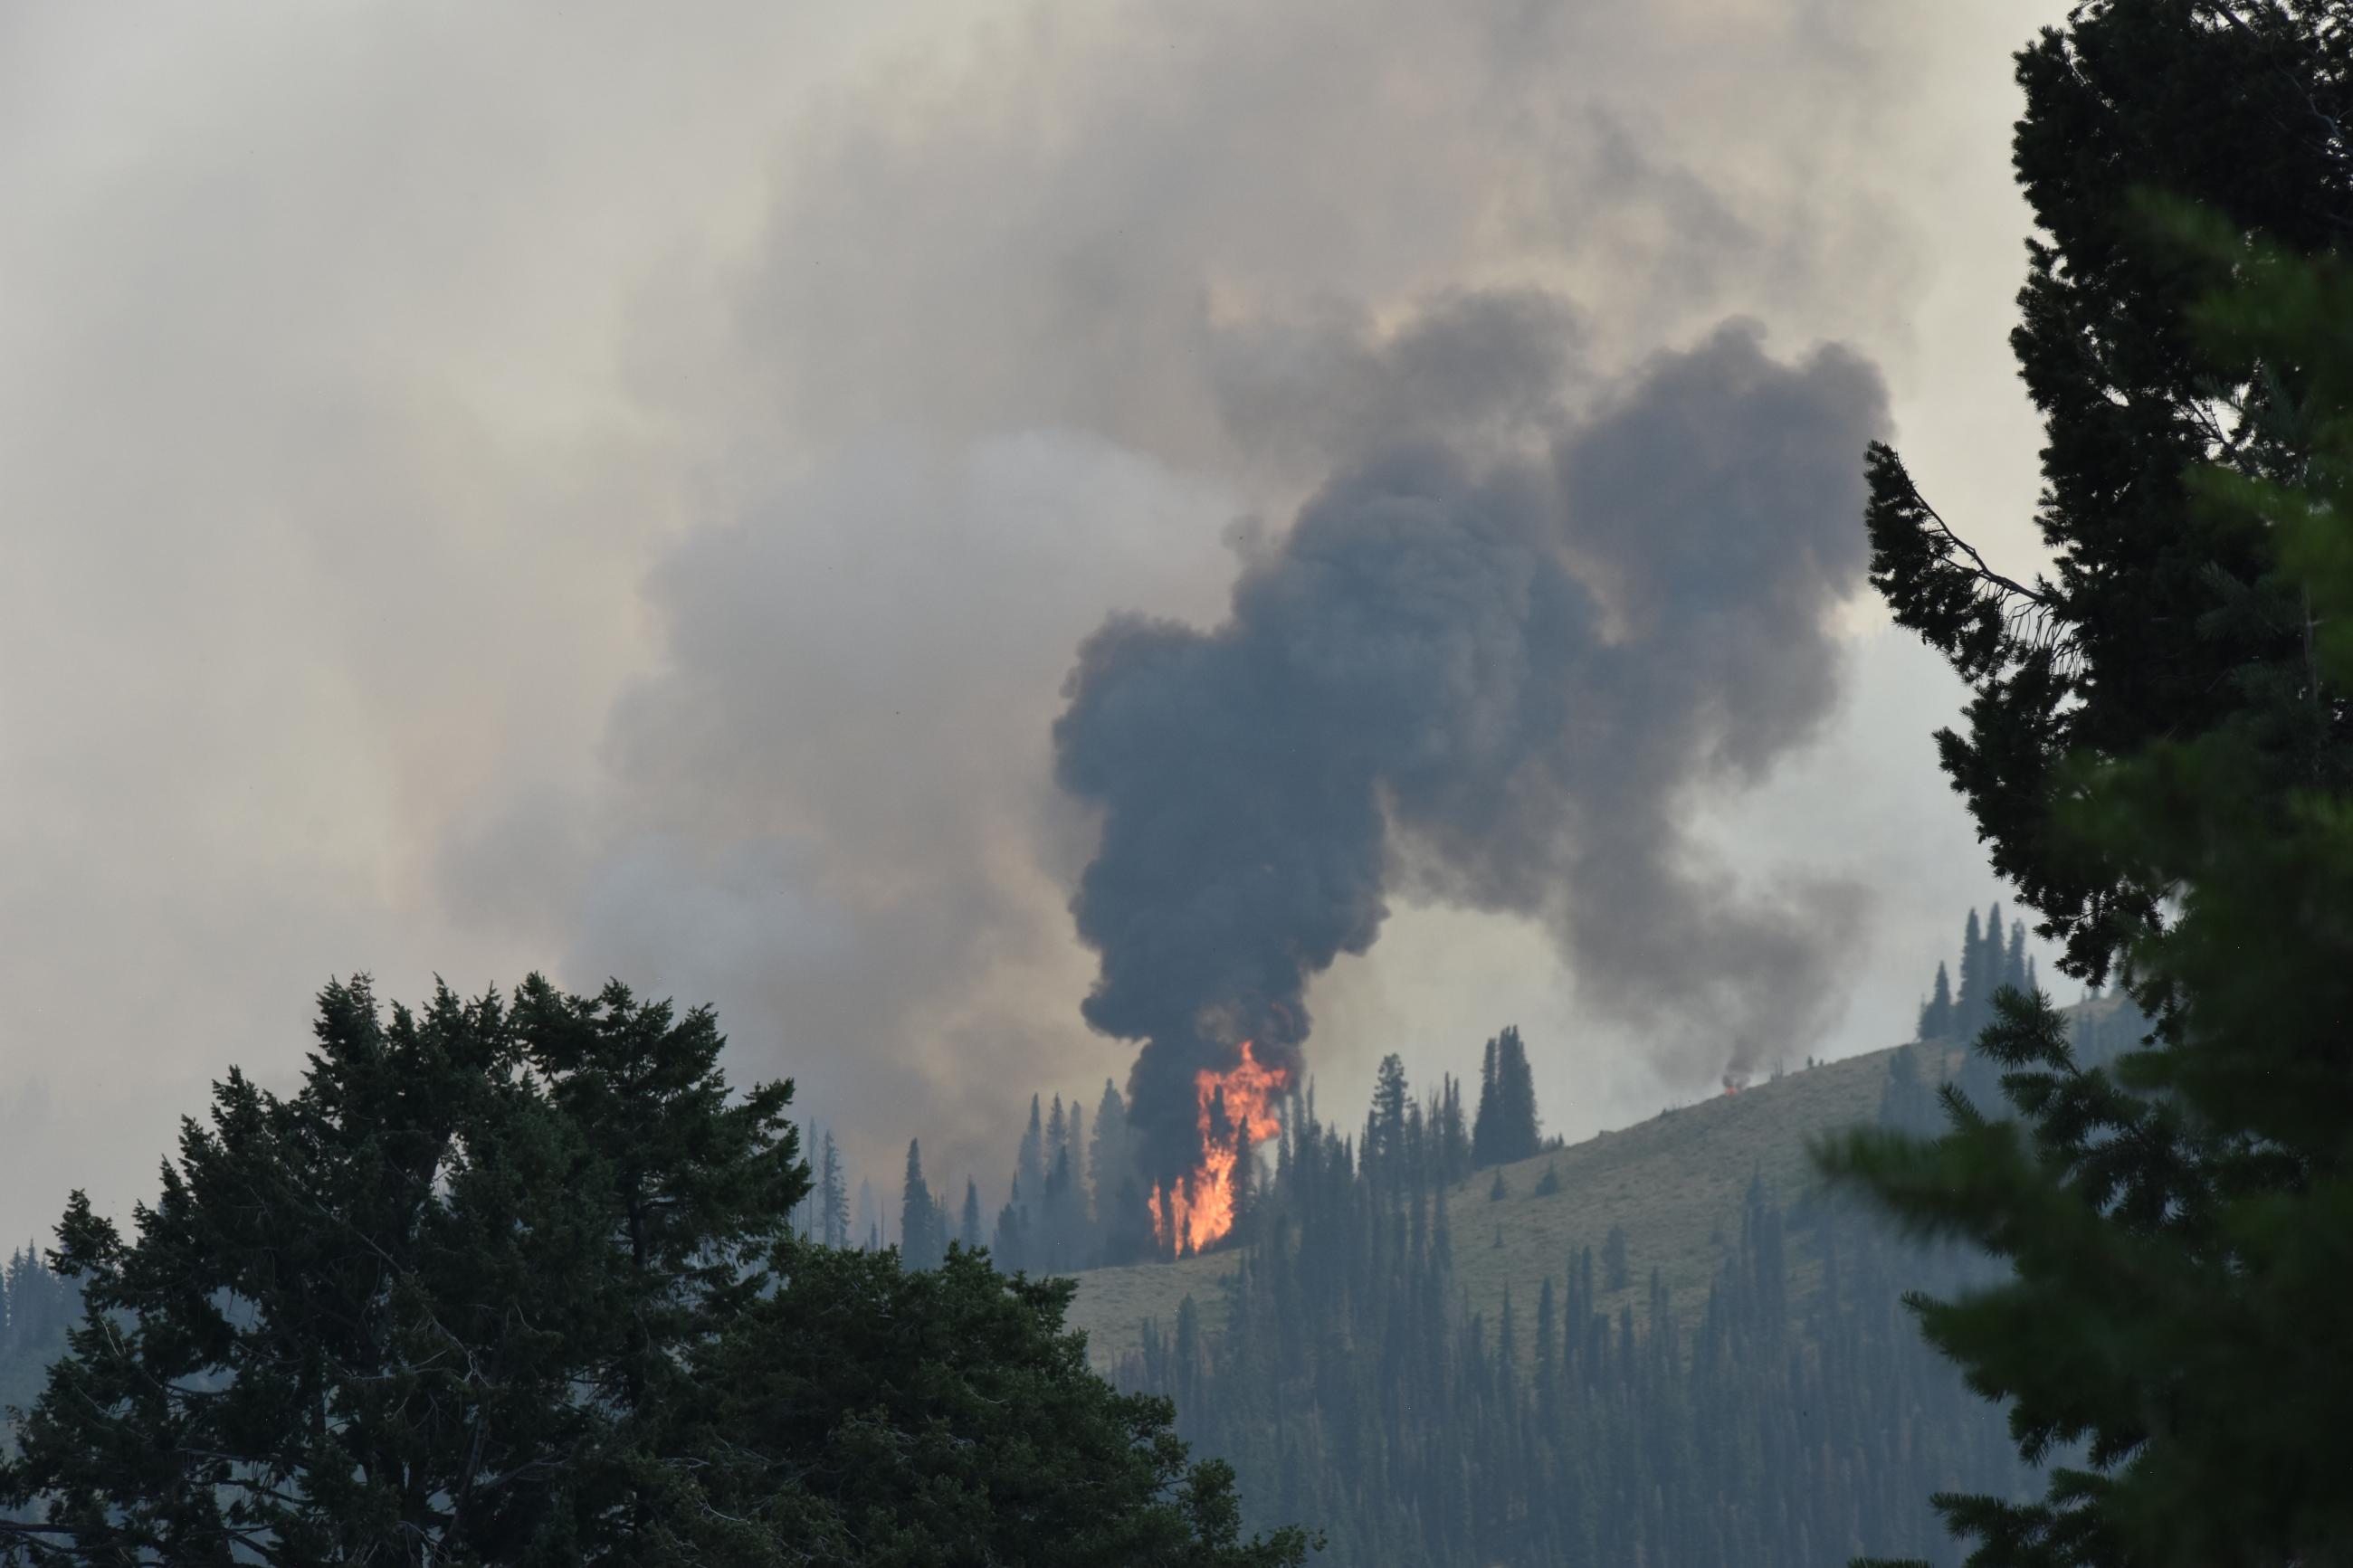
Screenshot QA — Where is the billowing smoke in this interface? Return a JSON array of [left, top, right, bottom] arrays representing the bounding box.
[[1055, 317, 1885, 1185]]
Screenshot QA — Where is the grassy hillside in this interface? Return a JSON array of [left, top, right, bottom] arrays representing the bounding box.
[[1065, 1035, 1949, 1366]]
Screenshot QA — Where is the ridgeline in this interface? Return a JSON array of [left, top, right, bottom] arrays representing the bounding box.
[[1051, 994, 2142, 1566], [1066, 1037, 1900, 1366]]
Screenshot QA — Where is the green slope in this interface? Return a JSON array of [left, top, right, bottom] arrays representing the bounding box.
[[1064, 1033, 1961, 1367]]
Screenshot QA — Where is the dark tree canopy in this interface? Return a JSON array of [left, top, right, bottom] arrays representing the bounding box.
[[1471, 1027, 1541, 1169], [1865, 0, 2353, 983], [1918, 961, 1956, 1041], [0, 977, 1309, 1567], [1, 974, 799, 1563], [1831, 3, 2353, 1564], [900, 1138, 942, 1271], [686, 1246, 1310, 1568]]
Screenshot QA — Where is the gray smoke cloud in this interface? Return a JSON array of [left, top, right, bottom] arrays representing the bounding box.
[[0, 0, 2056, 1249], [1057, 317, 1884, 1184]]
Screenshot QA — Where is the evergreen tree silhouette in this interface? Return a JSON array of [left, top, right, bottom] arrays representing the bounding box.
[[1954, 908, 1986, 1038], [900, 1139, 939, 1270], [1918, 960, 1954, 1040], [959, 1178, 984, 1250]]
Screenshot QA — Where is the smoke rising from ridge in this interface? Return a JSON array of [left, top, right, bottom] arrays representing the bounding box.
[[0, 0, 2059, 1249], [1056, 317, 1885, 1184]]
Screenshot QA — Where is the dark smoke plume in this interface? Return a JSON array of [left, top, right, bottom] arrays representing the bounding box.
[[1054, 316, 1886, 1186]]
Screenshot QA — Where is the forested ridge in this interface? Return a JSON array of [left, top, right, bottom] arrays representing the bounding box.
[[0, 1253, 71, 1425], [1078, 980, 2140, 1566]]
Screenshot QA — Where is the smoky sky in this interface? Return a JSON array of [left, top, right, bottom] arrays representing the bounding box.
[[0, 0, 2062, 1248], [1058, 318, 1883, 1183]]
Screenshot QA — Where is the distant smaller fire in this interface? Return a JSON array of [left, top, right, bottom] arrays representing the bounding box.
[[1720, 1070, 1749, 1097], [1151, 1041, 1289, 1255]]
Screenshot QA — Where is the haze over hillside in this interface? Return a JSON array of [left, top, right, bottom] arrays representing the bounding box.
[[1066, 994, 2129, 1365]]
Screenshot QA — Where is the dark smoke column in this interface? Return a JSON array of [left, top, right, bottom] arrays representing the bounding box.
[[1055, 316, 1888, 1193]]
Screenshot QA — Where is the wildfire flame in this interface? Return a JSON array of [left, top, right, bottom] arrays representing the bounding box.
[[1151, 1040, 1290, 1255]]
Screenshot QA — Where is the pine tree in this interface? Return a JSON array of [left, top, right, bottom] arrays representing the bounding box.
[[1955, 908, 1986, 1039], [1043, 1143, 1077, 1272], [1471, 1036, 1501, 1167], [1437, 1075, 1472, 1182], [992, 1194, 1025, 1272], [1008, 1094, 1048, 1269], [1369, 1053, 1410, 1178], [960, 1178, 984, 1250], [901, 1139, 939, 1270], [1090, 1079, 1137, 1261], [1981, 905, 2006, 1021], [1232, 1121, 1260, 1247], [1919, 961, 1955, 1040], [1016, 1095, 1045, 1212], [1837, 2, 2353, 1554], [1065, 1099, 1088, 1232], [1499, 1027, 1540, 1163], [1089, 1081, 1127, 1190], [1470, 1028, 1540, 1168], [819, 1131, 850, 1249]]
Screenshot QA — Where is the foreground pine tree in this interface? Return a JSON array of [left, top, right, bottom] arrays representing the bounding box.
[[1821, 3, 2353, 1561], [0, 976, 1310, 1566]]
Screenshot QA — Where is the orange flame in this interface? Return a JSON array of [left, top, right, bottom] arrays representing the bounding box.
[[1151, 1041, 1289, 1254]]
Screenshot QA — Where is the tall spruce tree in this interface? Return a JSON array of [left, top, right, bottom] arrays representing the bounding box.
[[1368, 1053, 1411, 1182], [1091, 1079, 1140, 1262], [993, 1193, 1027, 1273], [1017, 1094, 1046, 1204], [1065, 1099, 1087, 1222], [1826, 2, 2353, 1562], [819, 1130, 849, 1249], [960, 1178, 984, 1250], [1956, 908, 1988, 1038], [1043, 1143, 1079, 1272], [901, 1138, 940, 1270], [1437, 1074, 1472, 1182], [1920, 961, 1957, 1040], [1471, 1036, 1501, 1167], [1499, 1027, 1540, 1163], [1472, 1028, 1541, 1167]]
